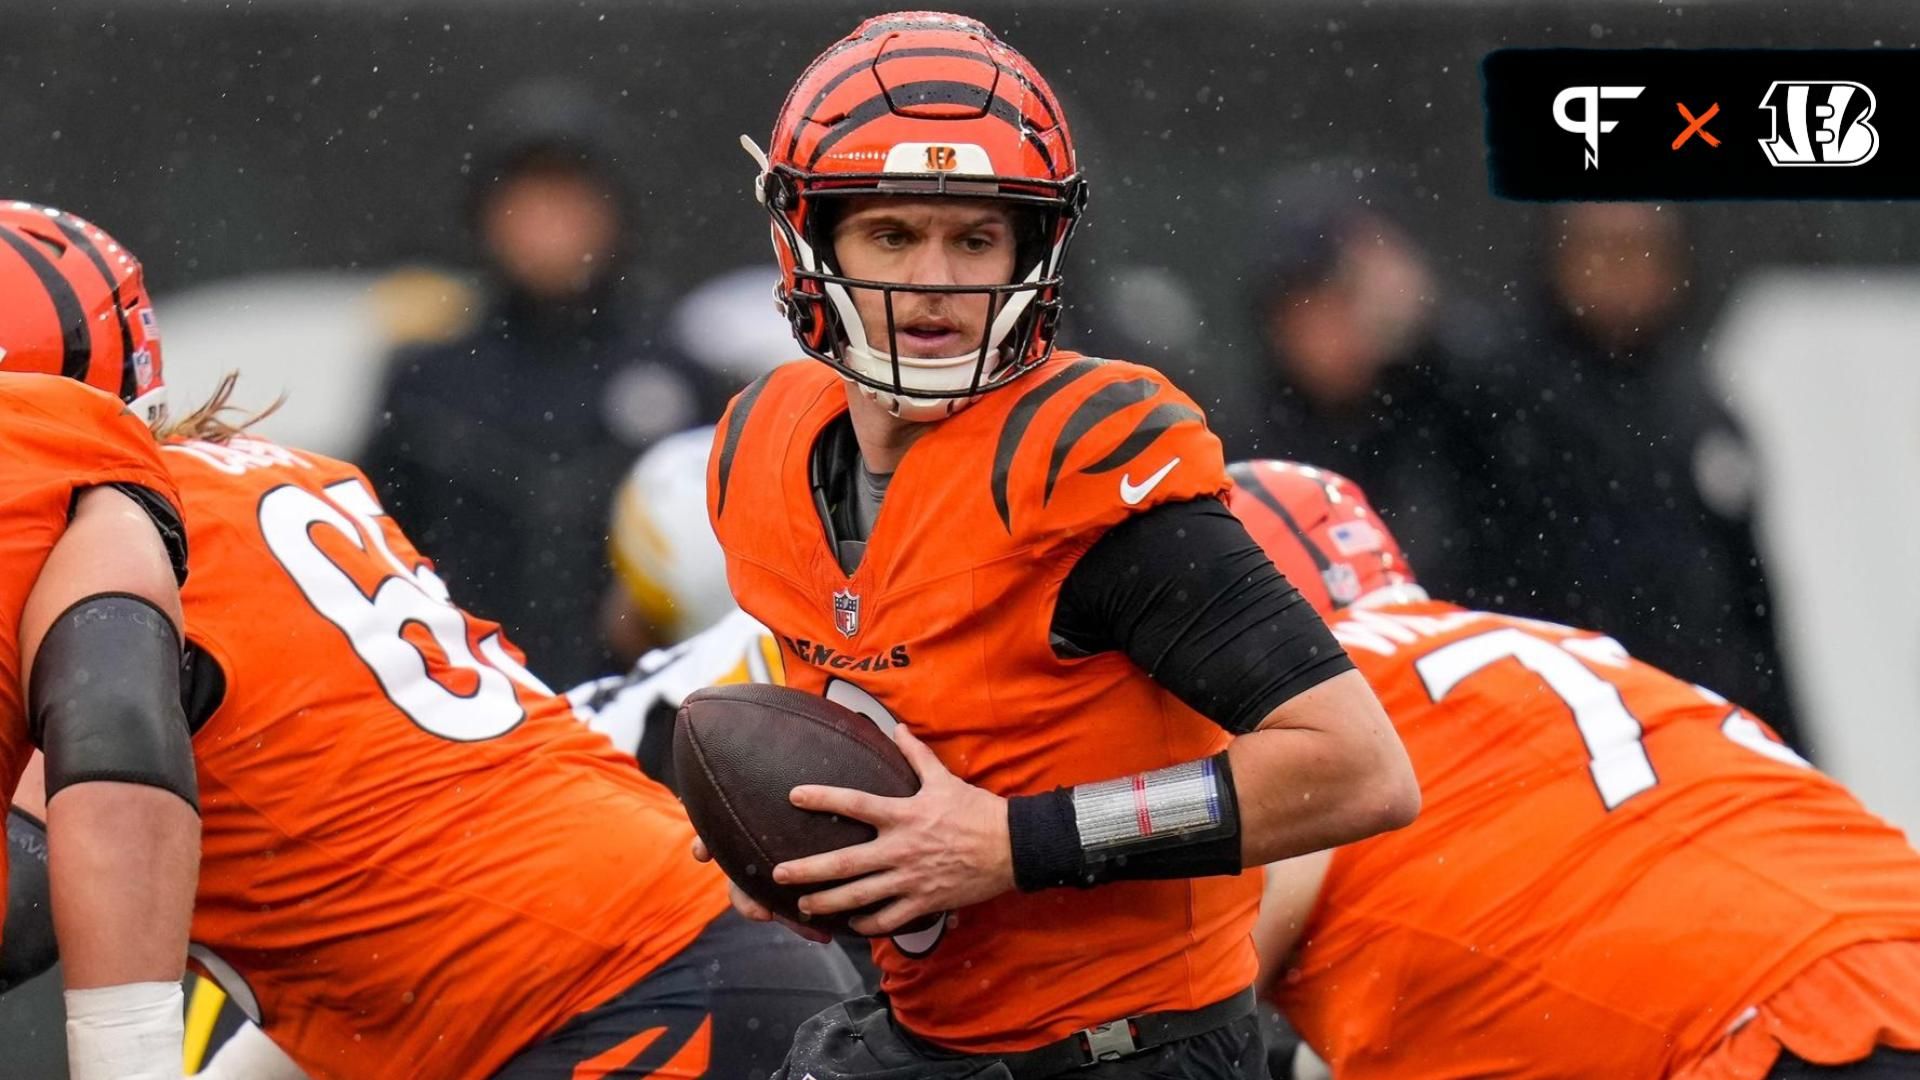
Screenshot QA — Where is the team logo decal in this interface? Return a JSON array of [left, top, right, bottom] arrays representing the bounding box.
[[1322, 564, 1362, 606], [832, 587, 861, 639], [924, 145, 959, 171]]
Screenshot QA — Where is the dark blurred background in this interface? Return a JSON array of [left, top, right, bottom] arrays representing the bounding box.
[[6, 0, 1915, 356]]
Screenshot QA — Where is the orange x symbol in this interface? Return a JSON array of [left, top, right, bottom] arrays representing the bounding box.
[[1673, 102, 1721, 149]]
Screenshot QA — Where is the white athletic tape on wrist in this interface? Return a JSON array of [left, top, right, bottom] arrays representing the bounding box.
[[1071, 757, 1227, 852], [65, 980, 186, 1080]]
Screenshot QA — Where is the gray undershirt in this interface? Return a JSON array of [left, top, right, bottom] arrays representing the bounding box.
[[834, 459, 892, 572]]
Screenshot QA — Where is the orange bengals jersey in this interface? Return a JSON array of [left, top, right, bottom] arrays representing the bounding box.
[[1274, 601, 1920, 1079], [0, 374, 184, 945], [162, 435, 728, 1080], [707, 353, 1263, 1053]]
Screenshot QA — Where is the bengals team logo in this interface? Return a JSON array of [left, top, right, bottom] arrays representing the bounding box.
[[923, 145, 959, 171], [1758, 81, 1879, 167], [832, 587, 861, 639]]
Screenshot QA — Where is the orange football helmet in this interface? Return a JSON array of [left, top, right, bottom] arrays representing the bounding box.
[[751, 11, 1084, 419], [0, 201, 165, 423], [1227, 459, 1426, 615]]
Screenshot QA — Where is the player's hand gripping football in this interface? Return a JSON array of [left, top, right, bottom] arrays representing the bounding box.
[[688, 837, 834, 944], [775, 724, 1014, 936]]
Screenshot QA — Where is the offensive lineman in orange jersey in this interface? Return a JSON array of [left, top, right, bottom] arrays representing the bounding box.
[[705, 13, 1417, 1078], [17, 395, 863, 1080], [160, 415, 856, 1080], [0, 203, 201, 1080], [3, 217, 860, 1078], [1230, 459, 1920, 1079]]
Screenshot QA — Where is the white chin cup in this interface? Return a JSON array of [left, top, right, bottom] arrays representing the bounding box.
[[819, 259, 1046, 423], [840, 341, 997, 421]]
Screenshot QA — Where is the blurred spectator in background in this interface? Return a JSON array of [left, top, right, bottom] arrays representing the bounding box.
[[362, 80, 728, 687], [1485, 203, 1800, 745], [1231, 176, 1508, 604]]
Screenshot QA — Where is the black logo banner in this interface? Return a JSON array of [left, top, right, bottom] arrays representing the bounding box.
[[1484, 49, 1920, 199]]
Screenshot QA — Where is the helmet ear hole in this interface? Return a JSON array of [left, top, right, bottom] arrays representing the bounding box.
[[789, 295, 817, 339]]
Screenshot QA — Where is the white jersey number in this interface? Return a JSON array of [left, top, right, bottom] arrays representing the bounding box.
[[259, 479, 550, 742], [1415, 628, 1807, 811]]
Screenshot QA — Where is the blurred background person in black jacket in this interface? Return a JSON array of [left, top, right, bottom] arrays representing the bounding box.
[[1231, 175, 1510, 608], [1483, 202, 1800, 746], [362, 80, 729, 687]]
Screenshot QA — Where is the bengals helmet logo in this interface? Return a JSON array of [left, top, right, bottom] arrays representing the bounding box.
[[1758, 81, 1879, 167], [923, 145, 959, 172]]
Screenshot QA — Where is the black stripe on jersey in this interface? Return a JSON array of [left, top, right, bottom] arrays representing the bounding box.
[[52, 215, 137, 402], [1043, 378, 1157, 504], [714, 372, 773, 519], [805, 82, 1057, 173], [991, 356, 1104, 530], [1080, 402, 1202, 476], [0, 226, 91, 380], [1226, 462, 1331, 572]]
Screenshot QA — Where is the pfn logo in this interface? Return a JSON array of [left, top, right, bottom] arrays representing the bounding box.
[[1553, 85, 1645, 169], [1759, 81, 1879, 166]]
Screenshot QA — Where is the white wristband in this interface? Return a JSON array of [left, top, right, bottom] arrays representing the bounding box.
[[65, 981, 186, 1080]]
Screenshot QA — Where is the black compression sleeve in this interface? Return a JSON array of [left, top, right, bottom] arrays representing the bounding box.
[[1051, 497, 1354, 733], [29, 593, 198, 810]]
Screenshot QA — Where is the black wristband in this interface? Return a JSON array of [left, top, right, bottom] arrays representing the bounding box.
[[1008, 788, 1089, 892], [1008, 752, 1247, 892]]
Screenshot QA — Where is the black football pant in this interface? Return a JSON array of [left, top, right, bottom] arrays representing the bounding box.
[[1768, 1047, 1920, 1078], [774, 993, 1267, 1080], [492, 910, 863, 1079]]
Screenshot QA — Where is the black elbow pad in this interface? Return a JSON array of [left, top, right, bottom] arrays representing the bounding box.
[[27, 593, 197, 812], [1, 808, 56, 992]]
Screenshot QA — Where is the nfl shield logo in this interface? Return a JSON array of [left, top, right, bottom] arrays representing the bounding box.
[[832, 588, 861, 639], [1322, 564, 1362, 605]]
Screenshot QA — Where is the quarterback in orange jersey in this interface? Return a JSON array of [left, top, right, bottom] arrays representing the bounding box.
[[1230, 459, 1920, 1080], [705, 12, 1417, 1079], [0, 203, 200, 1080]]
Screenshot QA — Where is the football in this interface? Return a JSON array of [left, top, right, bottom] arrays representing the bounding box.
[[674, 683, 924, 936]]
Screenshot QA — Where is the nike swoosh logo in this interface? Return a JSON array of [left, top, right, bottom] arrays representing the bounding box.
[[1119, 457, 1180, 506]]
